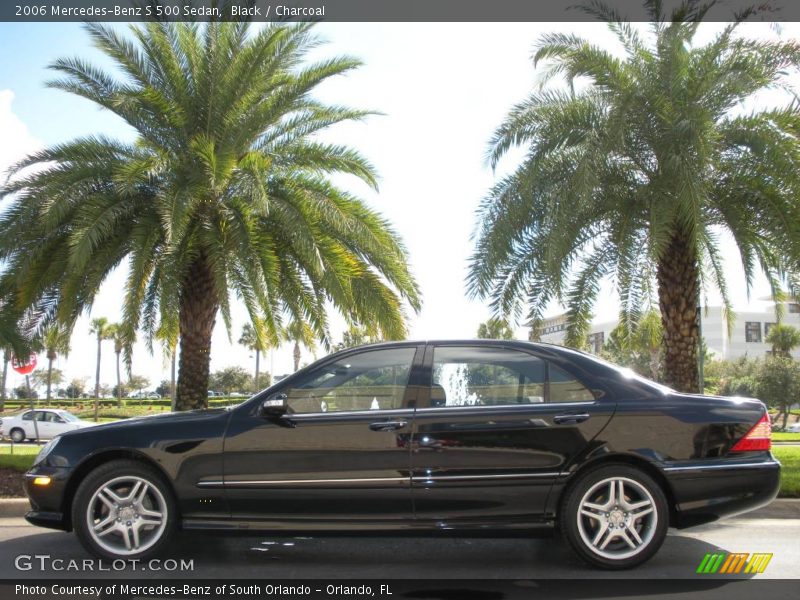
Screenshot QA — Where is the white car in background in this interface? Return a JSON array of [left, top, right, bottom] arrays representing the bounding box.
[[787, 422, 800, 433], [0, 409, 94, 442]]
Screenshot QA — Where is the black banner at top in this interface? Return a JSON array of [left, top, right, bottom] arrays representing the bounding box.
[[2, 0, 799, 23]]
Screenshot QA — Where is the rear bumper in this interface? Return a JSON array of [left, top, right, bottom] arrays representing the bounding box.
[[663, 456, 781, 528]]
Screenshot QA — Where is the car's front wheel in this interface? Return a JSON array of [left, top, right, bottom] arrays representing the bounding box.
[[560, 464, 668, 569], [72, 459, 176, 560], [9, 428, 26, 443]]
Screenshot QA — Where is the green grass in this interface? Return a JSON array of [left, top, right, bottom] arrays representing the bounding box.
[[772, 432, 800, 442], [0, 445, 39, 473], [773, 446, 800, 498]]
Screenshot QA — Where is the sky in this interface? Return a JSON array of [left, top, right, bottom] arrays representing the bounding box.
[[0, 20, 796, 393]]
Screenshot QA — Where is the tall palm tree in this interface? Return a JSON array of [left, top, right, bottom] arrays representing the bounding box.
[[286, 320, 316, 372], [107, 323, 132, 407], [239, 320, 270, 392], [0, 22, 420, 410], [0, 348, 9, 412], [0, 310, 30, 409], [155, 325, 178, 409], [333, 323, 379, 351], [89, 317, 112, 420], [468, 1, 800, 392], [476, 318, 514, 340], [765, 323, 800, 358], [40, 324, 70, 401]]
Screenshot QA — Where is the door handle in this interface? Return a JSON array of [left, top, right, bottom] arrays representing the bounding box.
[[369, 420, 408, 432], [553, 413, 590, 425]]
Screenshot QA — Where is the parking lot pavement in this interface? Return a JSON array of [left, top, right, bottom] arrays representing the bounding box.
[[0, 515, 797, 580]]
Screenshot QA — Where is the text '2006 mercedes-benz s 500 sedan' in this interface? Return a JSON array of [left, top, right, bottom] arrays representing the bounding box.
[[24, 341, 780, 569]]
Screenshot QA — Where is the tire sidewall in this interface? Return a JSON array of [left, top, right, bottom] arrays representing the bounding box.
[[560, 464, 669, 569], [72, 459, 177, 561]]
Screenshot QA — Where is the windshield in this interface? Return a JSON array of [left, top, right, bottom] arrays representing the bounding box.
[[58, 412, 79, 422]]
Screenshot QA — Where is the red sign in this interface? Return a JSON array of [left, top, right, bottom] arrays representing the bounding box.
[[11, 354, 37, 375]]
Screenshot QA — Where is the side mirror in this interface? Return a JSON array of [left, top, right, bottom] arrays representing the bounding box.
[[259, 394, 288, 418]]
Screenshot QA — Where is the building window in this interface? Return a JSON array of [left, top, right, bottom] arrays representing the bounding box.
[[542, 323, 566, 335], [587, 332, 605, 354], [765, 322, 777, 337], [789, 303, 800, 313], [745, 322, 762, 343]]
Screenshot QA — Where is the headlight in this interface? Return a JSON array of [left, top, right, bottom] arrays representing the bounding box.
[[33, 437, 60, 466]]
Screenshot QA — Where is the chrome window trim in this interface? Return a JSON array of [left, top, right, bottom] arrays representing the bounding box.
[[289, 408, 415, 420], [415, 401, 596, 413]]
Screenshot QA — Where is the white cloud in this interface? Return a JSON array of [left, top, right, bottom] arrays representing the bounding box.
[[0, 90, 42, 180]]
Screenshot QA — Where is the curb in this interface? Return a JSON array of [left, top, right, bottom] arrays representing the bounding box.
[[747, 498, 800, 519], [0, 498, 28, 518]]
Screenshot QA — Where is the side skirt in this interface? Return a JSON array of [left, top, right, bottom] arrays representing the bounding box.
[[181, 517, 555, 533]]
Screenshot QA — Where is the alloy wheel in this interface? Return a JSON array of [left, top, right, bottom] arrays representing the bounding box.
[[575, 476, 658, 560], [85, 475, 167, 556]]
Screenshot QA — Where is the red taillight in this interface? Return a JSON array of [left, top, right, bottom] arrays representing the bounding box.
[[730, 413, 772, 452]]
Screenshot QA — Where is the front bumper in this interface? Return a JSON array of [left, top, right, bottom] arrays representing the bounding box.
[[23, 464, 72, 532], [663, 456, 781, 528]]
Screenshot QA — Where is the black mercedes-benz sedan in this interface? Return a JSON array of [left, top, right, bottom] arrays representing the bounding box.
[[24, 340, 780, 569]]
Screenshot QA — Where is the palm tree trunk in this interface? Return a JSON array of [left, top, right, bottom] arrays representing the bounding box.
[[649, 349, 659, 382], [0, 350, 8, 412], [46, 355, 54, 401], [170, 349, 177, 410], [115, 350, 122, 408], [176, 256, 218, 411], [657, 231, 700, 393], [293, 341, 301, 371], [94, 334, 102, 421], [254, 349, 260, 392]]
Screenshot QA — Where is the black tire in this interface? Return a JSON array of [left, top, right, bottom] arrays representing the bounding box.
[[9, 428, 25, 443], [72, 459, 177, 560], [559, 463, 668, 569]]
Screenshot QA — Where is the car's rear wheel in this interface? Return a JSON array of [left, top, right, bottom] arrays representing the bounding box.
[[560, 464, 668, 569], [9, 428, 25, 443], [72, 459, 176, 560]]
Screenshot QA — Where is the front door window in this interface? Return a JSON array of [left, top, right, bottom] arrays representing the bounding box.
[[286, 347, 416, 413]]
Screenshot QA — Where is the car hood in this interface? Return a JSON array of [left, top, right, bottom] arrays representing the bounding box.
[[60, 407, 230, 436]]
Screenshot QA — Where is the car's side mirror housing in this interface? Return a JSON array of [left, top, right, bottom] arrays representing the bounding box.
[[259, 394, 288, 418]]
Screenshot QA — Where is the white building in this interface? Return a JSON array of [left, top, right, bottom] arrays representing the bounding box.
[[537, 299, 800, 360]]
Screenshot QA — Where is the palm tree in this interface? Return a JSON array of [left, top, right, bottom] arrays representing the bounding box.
[[468, 1, 800, 392], [155, 326, 178, 409], [766, 323, 800, 358], [0, 311, 29, 410], [476, 318, 514, 340], [40, 324, 70, 401], [286, 320, 316, 372], [333, 323, 379, 351], [0, 22, 420, 410], [239, 320, 268, 392], [107, 323, 132, 407], [0, 348, 9, 412], [89, 317, 112, 420]]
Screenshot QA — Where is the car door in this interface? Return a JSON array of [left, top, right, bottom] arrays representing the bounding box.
[[35, 411, 55, 438], [19, 411, 38, 438], [222, 344, 424, 523], [410, 343, 615, 523]]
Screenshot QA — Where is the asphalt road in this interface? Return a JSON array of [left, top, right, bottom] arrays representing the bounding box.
[[0, 513, 796, 580]]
